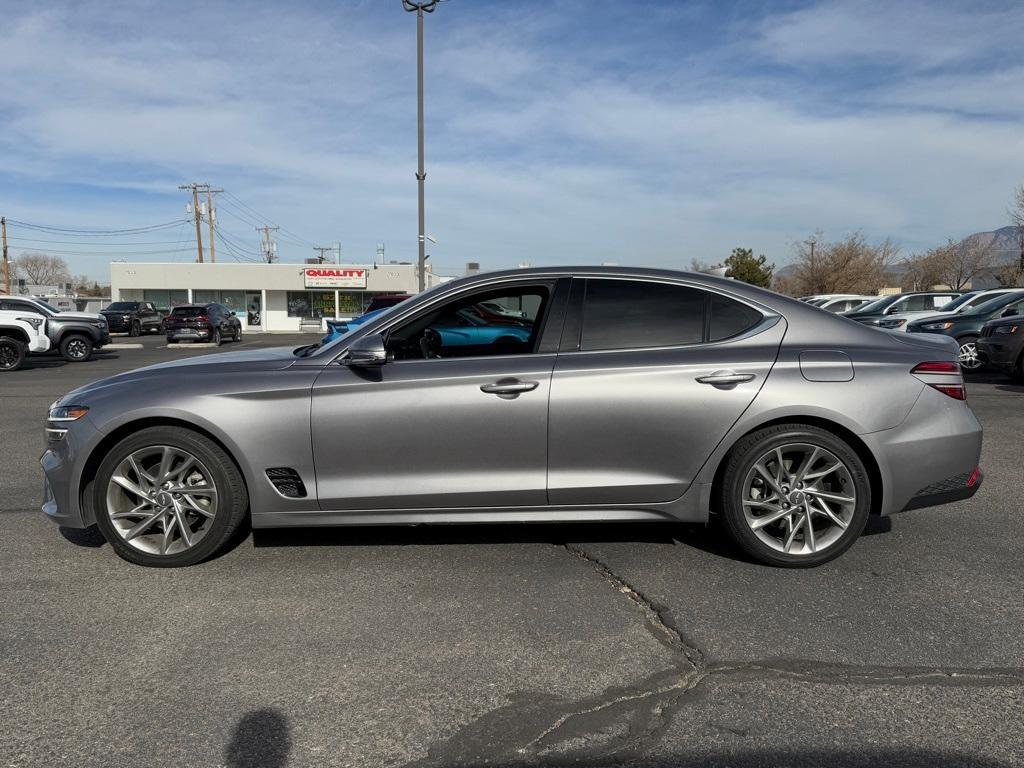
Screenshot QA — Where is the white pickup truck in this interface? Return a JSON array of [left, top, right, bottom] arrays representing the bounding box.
[[0, 310, 52, 371]]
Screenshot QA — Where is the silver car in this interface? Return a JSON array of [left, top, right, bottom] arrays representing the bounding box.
[[41, 267, 983, 568]]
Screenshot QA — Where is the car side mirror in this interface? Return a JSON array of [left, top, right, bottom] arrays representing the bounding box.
[[347, 333, 387, 367]]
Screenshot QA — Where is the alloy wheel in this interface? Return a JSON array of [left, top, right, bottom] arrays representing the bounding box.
[[105, 445, 219, 556], [958, 341, 981, 370], [0, 343, 20, 369], [66, 338, 89, 360], [741, 442, 857, 556]]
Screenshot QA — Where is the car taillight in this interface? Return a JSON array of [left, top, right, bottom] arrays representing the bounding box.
[[911, 361, 966, 400], [195, 315, 208, 322]]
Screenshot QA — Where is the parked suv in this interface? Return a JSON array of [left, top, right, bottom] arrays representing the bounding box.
[[977, 313, 1024, 382], [100, 301, 165, 336], [0, 310, 52, 371], [906, 290, 1024, 371], [164, 303, 242, 345], [843, 291, 961, 326], [0, 296, 109, 362]]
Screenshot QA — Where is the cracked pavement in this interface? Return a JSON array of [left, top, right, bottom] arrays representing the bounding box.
[[2, 335, 1022, 767]]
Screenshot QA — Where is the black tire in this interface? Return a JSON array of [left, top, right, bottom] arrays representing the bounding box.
[[129, 320, 141, 337], [92, 426, 248, 567], [957, 335, 984, 372], [212, 328, 222, 346], [1012, 351, 1024, 384], [0, 337, 26, 371], [60, 334, 93, 362], [234, 327, 242, 342], [717, 423, 871, 567], [167, 337, 178, 344]]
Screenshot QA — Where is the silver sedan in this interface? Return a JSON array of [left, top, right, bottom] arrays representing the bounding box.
[[41, 267, 982, 567]]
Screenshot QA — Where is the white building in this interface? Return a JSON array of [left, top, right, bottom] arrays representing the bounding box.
[[110, 261, 442, 332]]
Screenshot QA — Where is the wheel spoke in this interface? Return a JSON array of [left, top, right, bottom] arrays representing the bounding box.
[[156, 446, 177, 483], [168, 456, 197, 481], [124, 509, 165, 541], [754, 463, 784, 495], [749, 506, 794, 530], [783, 514, 805, 552], [181, 494, 216, 518], [803, 462, 841, 481], [160, 513, 177, 554], [803, 507, 816, 552], [173, 508, 193, 548], [804, 489, 855, 505], [127, 455, 154, 489], [110, 502, 153, 520], [792, 447, 820, 484], [812, 497, 848, 529], [111, 474, 147, 499]]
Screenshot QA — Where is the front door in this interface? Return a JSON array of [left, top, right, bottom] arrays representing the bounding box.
[[245, 293, 262, 329], [311, 280, 565, 511], [547, 277, 785, 505]]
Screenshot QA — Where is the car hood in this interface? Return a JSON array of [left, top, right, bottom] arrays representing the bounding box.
[[61, 346, 302, 401], [55, 311, 105, 321], [907, 312, 964, 326]]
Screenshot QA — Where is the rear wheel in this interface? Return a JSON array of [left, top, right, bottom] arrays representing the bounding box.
[[0, 337, 26, 371], [212, 328, 222, 346], [717, 424, 871, 567], [167, 337, 178, 345], [60, 334, 93, 362], [958, 335, 983, 372], [93, 426, 248, 567]]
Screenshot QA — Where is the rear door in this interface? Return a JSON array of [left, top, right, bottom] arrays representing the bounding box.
[[547, 277, 785, 505]]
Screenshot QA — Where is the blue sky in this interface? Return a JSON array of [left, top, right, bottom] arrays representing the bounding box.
[[1, 0, 1022, 280]]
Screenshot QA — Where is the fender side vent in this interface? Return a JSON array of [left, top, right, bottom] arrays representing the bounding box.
[[265, 467, 307, 498]]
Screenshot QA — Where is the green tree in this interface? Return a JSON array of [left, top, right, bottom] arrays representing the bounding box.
[[724, 247, 774, 288]]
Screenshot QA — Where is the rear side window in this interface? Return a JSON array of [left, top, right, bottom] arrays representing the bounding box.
[[709, 294, 762, 341], [581, 279, 705, 351]]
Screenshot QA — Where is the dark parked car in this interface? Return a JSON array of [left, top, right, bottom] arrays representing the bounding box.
[[906, 290, 1024, 370], [843, 291, 961, 326], [0, 295, 110, 362], [42, 267, 982, 569], [101, 301, 165, 336], [164, 303, 242, 345], [976, 314, 1024, 382]]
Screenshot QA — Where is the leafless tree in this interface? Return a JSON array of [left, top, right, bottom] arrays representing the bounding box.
[[13, 252, 71, 286], [1009, 183, 1024, 273], [923, 236, 998, 291], [776, 231, 898, 296]]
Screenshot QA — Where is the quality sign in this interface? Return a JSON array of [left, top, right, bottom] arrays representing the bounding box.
[[303, 267, 368, 289]]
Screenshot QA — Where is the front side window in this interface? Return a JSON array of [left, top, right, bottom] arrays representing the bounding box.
[[385, 285, 549, 360]]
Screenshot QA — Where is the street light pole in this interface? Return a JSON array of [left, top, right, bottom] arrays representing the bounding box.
[[403, 0, 440, 292]]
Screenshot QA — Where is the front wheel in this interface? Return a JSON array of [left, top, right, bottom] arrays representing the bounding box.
[[717, 423, 871, 567], [92, 426, 248, 567], [60, 334, 93, 362], [0, 337, 26, 371], [129, 321, 141, 337], [957, 335, 983, 372], [234, 327, 242, 342]]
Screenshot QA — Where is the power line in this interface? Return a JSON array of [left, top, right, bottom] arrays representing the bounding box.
[[222, 191, 315, 248], [7, 236, 199, 246], [6, 219, 190, 235]]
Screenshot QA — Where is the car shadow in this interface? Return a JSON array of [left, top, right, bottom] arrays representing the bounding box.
[[224, 708, 290, 768]]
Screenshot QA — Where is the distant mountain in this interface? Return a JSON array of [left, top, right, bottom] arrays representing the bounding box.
[[959, 226, 1022, 264]]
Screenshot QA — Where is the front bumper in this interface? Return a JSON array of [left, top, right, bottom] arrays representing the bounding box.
[[976, 337, 1018, 372], [103, 317, 134, 332], [40, 416, 103, 528]]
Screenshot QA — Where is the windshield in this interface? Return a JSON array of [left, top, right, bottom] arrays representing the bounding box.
[[851, 295, 894, 314], [962, 293, 1024, 317], [172, 307, 206, 317], [106, 302, 138, 311], [25, 299, 58, 316], [937, 292, 978, 312]]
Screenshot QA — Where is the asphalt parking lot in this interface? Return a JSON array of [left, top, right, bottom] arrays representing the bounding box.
[[2, 334, 1022, 768]]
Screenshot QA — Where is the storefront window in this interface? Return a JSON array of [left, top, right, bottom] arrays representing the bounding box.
[[169, 290, 188, 309], [220, 290, 245, 316], [143, 289, 170, 313], [287, 291, 337, 319], [337, 292, 364, 316], [194, 290, 218, 304]]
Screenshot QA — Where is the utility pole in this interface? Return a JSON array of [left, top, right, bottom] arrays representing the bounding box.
[[313, 246, 335, 264], [179, 183, 222, 263], [1, 217, 10, 295], [256, 226, 280, 263], [403, 0, 441, 293]]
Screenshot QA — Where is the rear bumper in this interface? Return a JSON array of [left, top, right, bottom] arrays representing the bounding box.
[[975, 337, 1017, 371], [901, 468, 982, 511], [861, 387, 983, 515], [166, 326, 212, 340]]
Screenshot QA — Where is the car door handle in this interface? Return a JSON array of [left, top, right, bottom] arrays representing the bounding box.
[[696, 371, 755, 386], [480, 378, 539, 399]]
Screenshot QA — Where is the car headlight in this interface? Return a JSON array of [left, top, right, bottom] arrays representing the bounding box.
[[994, 325, 1019, 335], [122, 314, 131, 321], [921, 321, 954, 330], [48, 404, 90, 422], [17, 315, 44, 329], [879, 318, 906, 328]]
